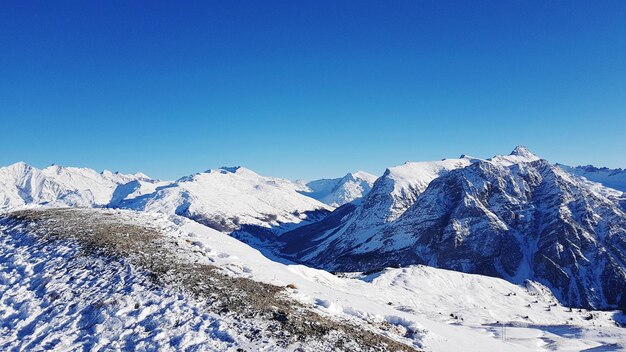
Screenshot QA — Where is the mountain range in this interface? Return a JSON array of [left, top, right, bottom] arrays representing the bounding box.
[[1, 146, 624, 312]]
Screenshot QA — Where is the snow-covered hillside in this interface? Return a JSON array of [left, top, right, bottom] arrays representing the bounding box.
[[0, 149, 624, 350], [279, 147, 626, 312], [556, 163, 626, 193], [302, 171, 378, 207], [1, 208, 622, 351], [118, 166, 332, 232], [0, 162, 153, 210], [278, 156, 476, 265], [0, 162, 332, 234]]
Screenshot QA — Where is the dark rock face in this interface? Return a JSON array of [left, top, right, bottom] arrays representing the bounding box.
[[396, 160, 625, 311], [281, 158, 626, 311]]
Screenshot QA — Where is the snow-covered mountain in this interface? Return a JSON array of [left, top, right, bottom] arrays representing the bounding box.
[[556, 163, 626, 193], [119, 166, 332, 233], [2, 208, 623, 351], [279, 147, 626, 311], [279, 156, 477, 264], [1, 149, 624, 315], [0, 162, 332, 234], [0, 162, 153, 210], [0, 152, 625, 350], [301, 171, 377, 207]]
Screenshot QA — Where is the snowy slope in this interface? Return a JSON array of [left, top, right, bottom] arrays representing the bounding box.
[[280, 147, 626, 312], [0, 224, 251, 351], [362, 157, 476, 222], [0, 162, 153, 210], [119, 166, 332, 233], [362, 266, 625, 351], [556, 163, 626, 193], [279, 156, 475, 264], [302, 171, 378, 207], [0, 162, 332, 235], [1, 208, 622, 352]]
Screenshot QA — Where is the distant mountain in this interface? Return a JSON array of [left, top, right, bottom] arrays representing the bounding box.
[[556, 164, 626, 193], [279, 147, 626, 311], [119, 166, 332, 233], [0, 162, 333, 234], [279, 156, 477, 262], [2, 150, 624, 312], [302, 171, 377, 207], [0, 162, 152, 210]]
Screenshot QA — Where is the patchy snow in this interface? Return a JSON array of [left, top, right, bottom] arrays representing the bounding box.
[[0, 220, 264, 351]]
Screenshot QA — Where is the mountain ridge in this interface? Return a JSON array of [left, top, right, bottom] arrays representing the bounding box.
[[277, 148, 626, 311]]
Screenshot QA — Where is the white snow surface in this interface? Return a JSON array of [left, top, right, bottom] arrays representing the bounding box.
[[491, 145, 541, 166], [119, 166, 332, 231], [556, 164, 626, 194], [376, 158, 475, 221], [0, 162, 153, 210], [2, 209, 622, 351], [303, 171, 378, 207], [0, 163, 331, 232]]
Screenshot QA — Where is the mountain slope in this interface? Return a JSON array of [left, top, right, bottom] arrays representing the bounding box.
[[302, 171, 378, 207], [279, 156, 476, 263], [556, 164, 626, 193], [0, 162, 152, 210], [281, 148, 626, 311], [3, 208, 622, 351], [119, 166, 332, 233]]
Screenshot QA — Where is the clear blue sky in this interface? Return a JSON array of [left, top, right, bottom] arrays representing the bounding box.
[[1, 1, 625, 180]]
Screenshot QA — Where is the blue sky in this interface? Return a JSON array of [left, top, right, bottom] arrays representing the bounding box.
[[1, 1, 625, 180]]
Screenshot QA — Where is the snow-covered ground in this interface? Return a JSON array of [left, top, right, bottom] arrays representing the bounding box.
[[0, 225, 255, 351], [1, 208, 622, 351]]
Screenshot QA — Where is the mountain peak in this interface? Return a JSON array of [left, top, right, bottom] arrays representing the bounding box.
[[203, 166, 250, 175], [342, 171, 377, 183], [510, 145, 537, 159], [219, 166, 242, 173], [7, 161, 32, 170]]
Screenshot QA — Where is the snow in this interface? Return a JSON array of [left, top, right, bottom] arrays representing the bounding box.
[[491, 145, 541, 166], [280, 157, 477, 264], [557, 164, 626, 193], [0, 150, 625, 351], [0, 218, 263, 351], [0, 162, 331, 233], [119, 166, 332, 231], [0, 162, 153, 210], [383, 158, 474, 217], [1, 207, 624, 351], [303, 171, 378, 207]]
